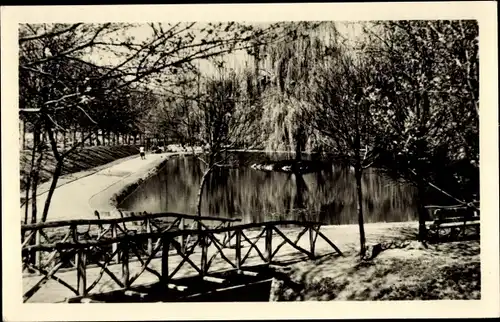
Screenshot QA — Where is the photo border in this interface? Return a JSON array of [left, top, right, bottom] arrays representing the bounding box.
[[2, 2, 498, 320]]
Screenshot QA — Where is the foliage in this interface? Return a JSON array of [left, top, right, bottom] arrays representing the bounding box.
[[257, 22, 338, 155], [360, 20, 479, 204]]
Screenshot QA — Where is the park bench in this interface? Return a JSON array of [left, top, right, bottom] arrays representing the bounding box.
[[425, 204, 480, 241]]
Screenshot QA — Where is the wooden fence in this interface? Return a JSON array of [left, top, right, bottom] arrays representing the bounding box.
[[21, 212, 240, 273], [21, 214, 342, 303]]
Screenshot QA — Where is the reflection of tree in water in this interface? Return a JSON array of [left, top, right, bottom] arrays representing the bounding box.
[[293, 172, 308, 210]]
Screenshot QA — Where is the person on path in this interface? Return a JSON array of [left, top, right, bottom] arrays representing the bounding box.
[[139, 146, 146, 160]]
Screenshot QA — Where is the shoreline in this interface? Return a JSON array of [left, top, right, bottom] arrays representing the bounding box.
[[88, 152, 187, 216]]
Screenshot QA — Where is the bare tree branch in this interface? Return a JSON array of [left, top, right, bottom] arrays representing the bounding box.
[[19, 23, 83, 43]]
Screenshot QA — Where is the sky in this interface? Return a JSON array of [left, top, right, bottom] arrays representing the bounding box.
[[81, 21, 364, 72], [36, 20, 367, 96]]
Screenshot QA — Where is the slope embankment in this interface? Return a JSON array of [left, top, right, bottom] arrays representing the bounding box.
[[20, 145, 141, 200]]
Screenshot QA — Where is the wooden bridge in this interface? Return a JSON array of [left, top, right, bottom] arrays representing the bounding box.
[[21, 211, 343, 303]]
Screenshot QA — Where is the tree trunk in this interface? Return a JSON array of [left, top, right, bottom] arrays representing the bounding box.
[[73, 129, 77, 146], [295, 126, 305, 161], [41, 162, 63, 222], [196, 166, 212, 244], [30, 134, 45, 224], [24, 139, 38, 224], [28, 135, 44, 265], [355, 161, 366, 257], [21, 119, 26, 150], [196, 167, 212, 218], [416, 178, 428, 242], [54, 131, 59, 152]]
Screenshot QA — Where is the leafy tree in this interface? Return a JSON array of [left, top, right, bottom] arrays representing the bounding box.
[[360, 20, 479, 241], [256, 22, 335, 157], [193, 70, 261, 217], [305, 43, 377, 257]]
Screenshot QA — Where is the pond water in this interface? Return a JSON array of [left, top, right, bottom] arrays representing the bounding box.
[[118, 152, 419, 225]]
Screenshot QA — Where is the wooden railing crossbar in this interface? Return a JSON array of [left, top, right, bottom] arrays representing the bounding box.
[[168, 239, 200, 280], [24, 263, 80, 296], [205, 232, 236, 271], [85, 247, 121, 294], [272, 226, 313, 259], [128, 239, 163, 287], [23, 261, 66, 302], [271, 226, 309, 260], [240, 228, 268, 265], [95, 259, 124, 288]]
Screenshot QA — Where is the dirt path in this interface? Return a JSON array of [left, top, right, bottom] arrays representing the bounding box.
[[21, 152, 185, 222]]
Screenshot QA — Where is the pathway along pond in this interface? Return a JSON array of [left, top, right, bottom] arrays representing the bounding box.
[[118, 152, 419, 225]]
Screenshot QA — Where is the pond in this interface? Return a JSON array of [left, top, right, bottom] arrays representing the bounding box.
[[118, 152, 419, 225]]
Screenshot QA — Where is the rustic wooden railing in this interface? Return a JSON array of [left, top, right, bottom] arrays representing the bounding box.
[[21, 211, 241, 273], [21, 219, 342, 303]]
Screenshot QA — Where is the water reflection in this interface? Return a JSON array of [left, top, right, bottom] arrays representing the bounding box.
[[118, 153, 418, 225]]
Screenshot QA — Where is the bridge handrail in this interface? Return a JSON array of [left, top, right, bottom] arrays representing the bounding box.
[[21, 211, 241, 232], [22, 220, 325, 252]]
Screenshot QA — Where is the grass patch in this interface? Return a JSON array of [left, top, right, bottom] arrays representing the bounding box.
[[270, 239, 480, 301]]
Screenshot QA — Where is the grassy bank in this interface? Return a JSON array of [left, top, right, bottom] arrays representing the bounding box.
[[270, 225, 480, 301], [20, 145, 140, 193]]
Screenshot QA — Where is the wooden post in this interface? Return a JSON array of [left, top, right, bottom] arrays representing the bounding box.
[[112, 224, 119, 263], [21, 119, 26, 150], [161, 235, 170, 287], [146, 218, 153, 255], [309, 226, 316, 259], [95, 129, 100, 146], [122, 241, 130, 288], [76, 250, 87, 296], [200, 233, 207, 276], [235, 229, 241, 270], [179, 218, 186, 252], [89, 129, 94, 146], [34, 229, 41, 270], [71, 224, 78, 268], [265, 225, 273, 264]]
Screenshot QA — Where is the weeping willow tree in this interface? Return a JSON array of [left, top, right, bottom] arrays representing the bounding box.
[[256, 21, 341, 158]]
